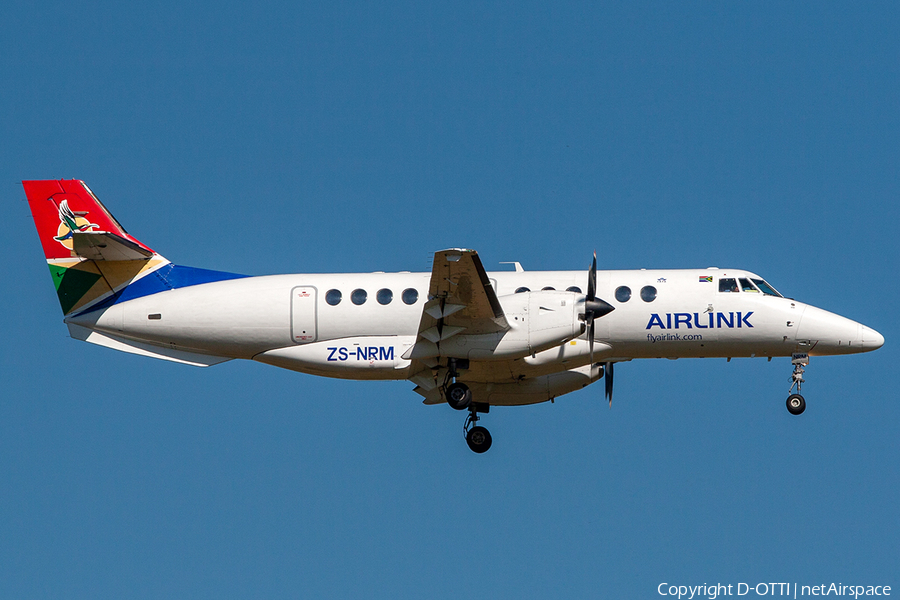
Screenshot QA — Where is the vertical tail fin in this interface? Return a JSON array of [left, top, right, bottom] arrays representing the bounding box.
[[23, 179, 168, 316]]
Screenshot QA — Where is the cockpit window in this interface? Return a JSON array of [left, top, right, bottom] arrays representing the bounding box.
[[719, 278, 738, 293], [739, 278, 759, 292], [751, 278, 783, 297]]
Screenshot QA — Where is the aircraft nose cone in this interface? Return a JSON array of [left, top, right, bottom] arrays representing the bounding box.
[[861, 325, 885, 350], [796, 306, 882, 354]]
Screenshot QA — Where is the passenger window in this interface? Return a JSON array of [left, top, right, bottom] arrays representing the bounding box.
[[615, 286, 631, 302], [566, 286, 582, 294], [402, 288, 419, 305], [325, 289, 342, 306], [542, 286, 555, 291], [515, 287, 530, 293], [719, 278, 738, 293], [740, 278, 758, 292], [640, 286, 657, 302], [377, 288, 393, 305], [351, 289, 367, 305]]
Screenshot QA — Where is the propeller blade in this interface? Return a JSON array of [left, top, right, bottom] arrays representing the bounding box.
[[588, 318, 595, 364], [587, 251, 597, 301], [604, 361, 614, 407]]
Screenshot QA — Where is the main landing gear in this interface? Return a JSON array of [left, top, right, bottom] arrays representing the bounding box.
[[446, 381, 471, 410], [786, 353, 809, 415], [464, 402, 492, 453], [442, 361, 492, 453], [443, 381, 493, 453]]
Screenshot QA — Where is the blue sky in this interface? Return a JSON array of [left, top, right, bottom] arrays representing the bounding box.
[[2, 1, 897, 597]]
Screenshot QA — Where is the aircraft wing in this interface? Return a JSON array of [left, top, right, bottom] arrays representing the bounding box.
[[405, 248, 509, 393], [423, 247, 508, 334]]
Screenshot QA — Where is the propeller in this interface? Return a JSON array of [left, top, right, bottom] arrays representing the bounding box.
[[582, 251, 614, 364], [579, 251, 616, 407]]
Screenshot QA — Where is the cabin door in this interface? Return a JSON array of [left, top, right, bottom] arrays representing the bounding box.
[[291, 286, 317, 343]]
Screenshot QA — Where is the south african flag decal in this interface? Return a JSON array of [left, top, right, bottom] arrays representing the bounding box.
[[699, 275, 713, 282]]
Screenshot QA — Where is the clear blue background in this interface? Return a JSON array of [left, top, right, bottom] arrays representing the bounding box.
[[1, 2, 896, 598]]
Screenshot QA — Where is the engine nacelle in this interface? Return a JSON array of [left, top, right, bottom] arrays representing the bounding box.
[[440, 290, 584, 360], [467, 363, 603, 406]]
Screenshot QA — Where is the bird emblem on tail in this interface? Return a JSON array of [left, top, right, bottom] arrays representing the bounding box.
[[53, 199, 99, 249]]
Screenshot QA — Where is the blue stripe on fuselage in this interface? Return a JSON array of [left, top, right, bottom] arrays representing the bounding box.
[[71, 264, 248, 317]]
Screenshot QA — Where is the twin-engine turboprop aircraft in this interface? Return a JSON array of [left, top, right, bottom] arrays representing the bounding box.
[[24, 180, 884, 453]]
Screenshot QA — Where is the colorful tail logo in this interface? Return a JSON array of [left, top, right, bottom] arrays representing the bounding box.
[[52, 200, 99, 248], [23, 179, 165, 316], [25, 179, 242, 318]]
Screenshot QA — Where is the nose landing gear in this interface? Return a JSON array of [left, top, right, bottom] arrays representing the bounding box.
[[786, 393, 806, 415], [786, 353, 809, 415]]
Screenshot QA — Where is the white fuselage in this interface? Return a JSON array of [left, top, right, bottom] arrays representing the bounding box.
[[66, 266, 883, 401]]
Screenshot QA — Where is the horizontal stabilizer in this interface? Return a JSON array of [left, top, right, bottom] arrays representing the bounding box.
[[73, 231, 155, 261], [67, 323, 231, 367]]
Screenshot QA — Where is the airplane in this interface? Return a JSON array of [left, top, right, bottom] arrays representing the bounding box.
[[23, 179, 885, 453]]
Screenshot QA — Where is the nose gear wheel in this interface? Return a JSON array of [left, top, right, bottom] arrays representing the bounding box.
[[786, 394, 806, 415]]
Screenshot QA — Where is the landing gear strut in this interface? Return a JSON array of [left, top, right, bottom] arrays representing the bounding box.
[[464, 403, 492, 453], [786, 353, 808, 415], [443, 358, 472, 410], [442, 359, 492, 453]]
